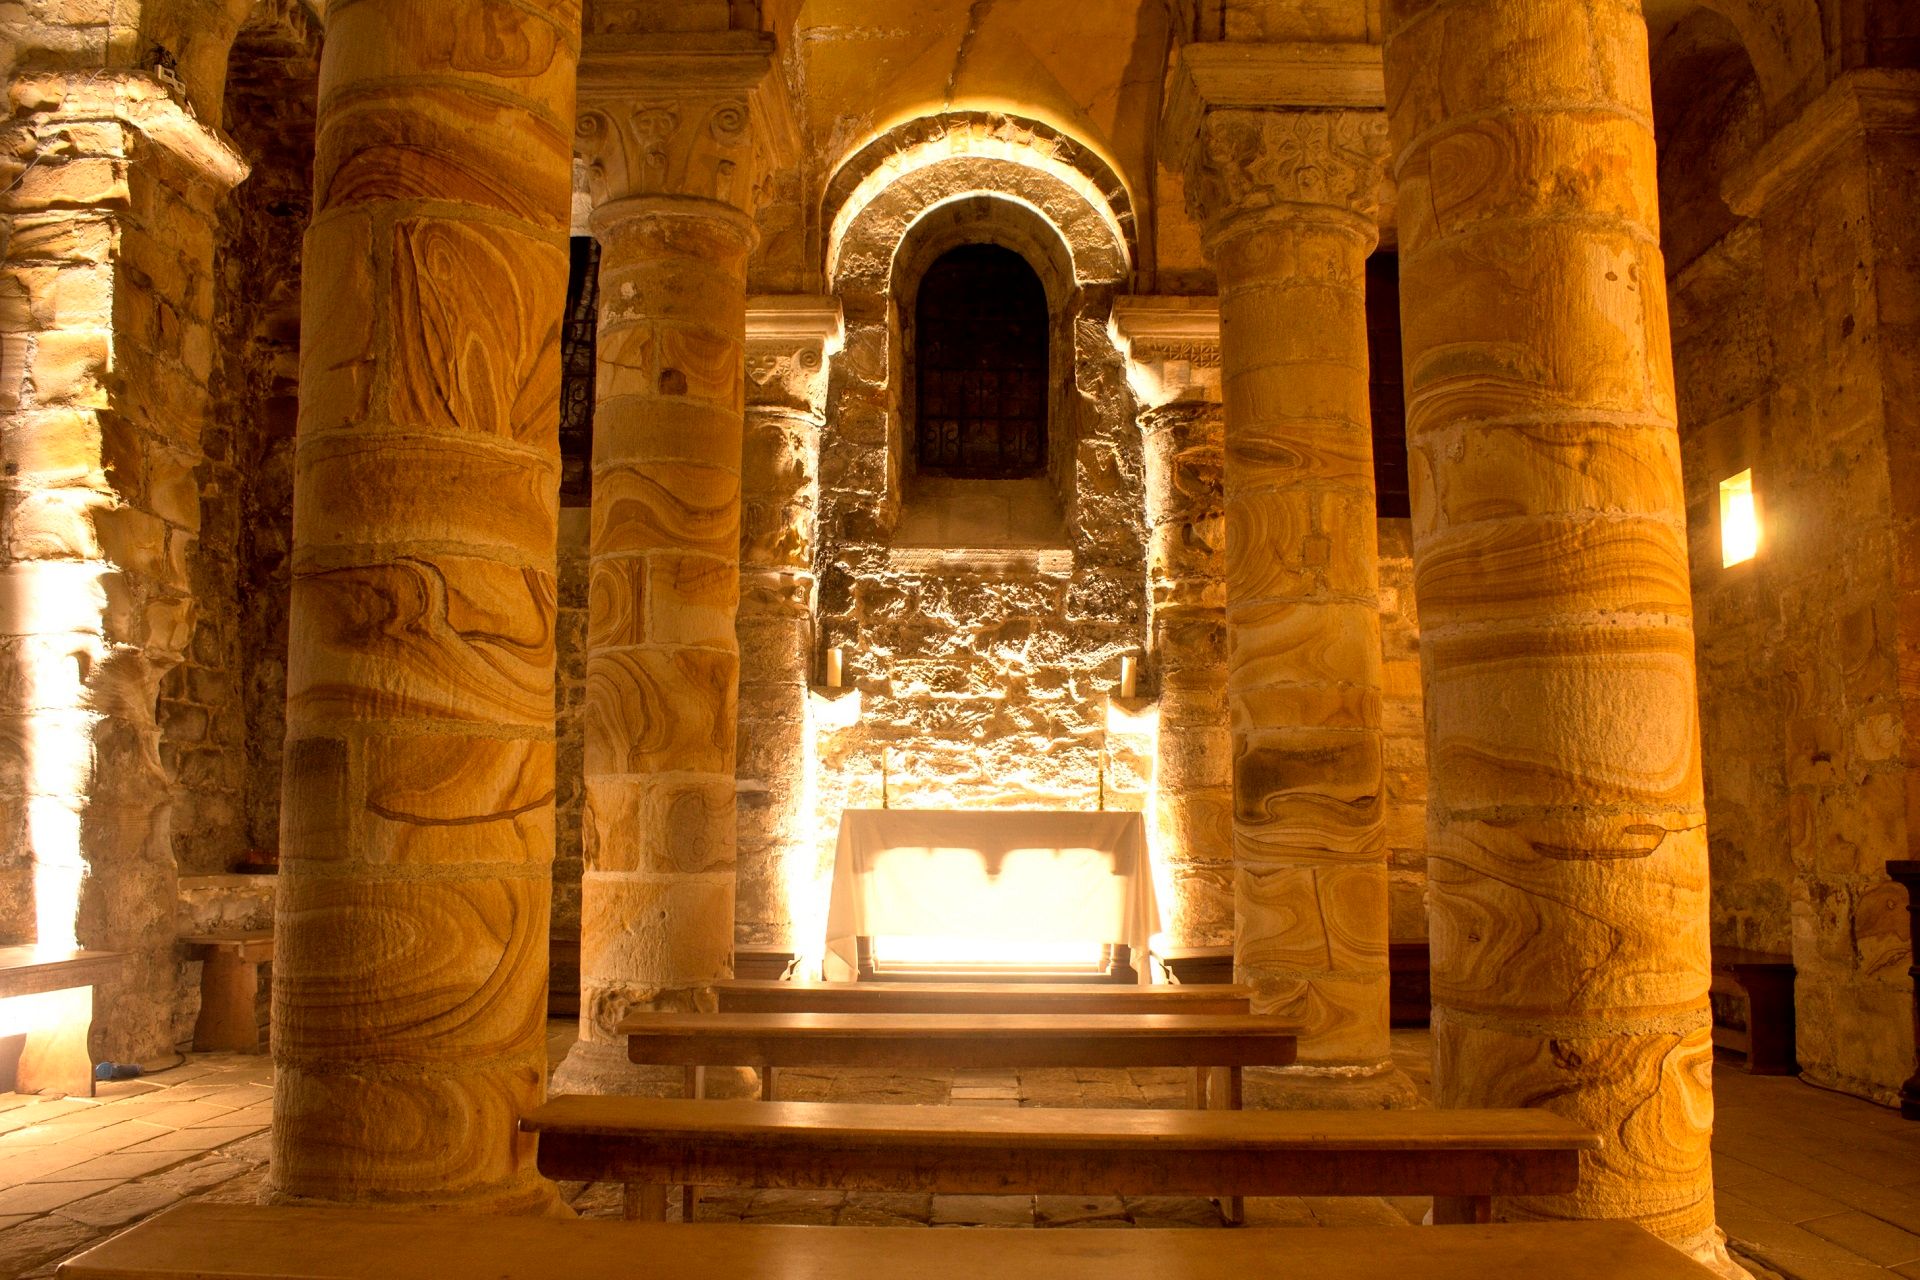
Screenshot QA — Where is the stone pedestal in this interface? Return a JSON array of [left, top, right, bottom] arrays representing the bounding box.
[[1383, 0, 1722, 1257], [1163, 50, 1396, 1083], [554, 32, 795, 1096], [272, 0, 578, 1212]]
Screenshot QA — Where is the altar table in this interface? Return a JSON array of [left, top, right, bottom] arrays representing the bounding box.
[[823, 809, 1159, 982]]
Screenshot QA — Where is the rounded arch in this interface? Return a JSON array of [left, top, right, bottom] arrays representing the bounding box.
[[1644, 0, 1826, 121], [825, 112, 1135, 289]]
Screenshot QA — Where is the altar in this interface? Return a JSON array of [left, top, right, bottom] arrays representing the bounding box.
[[822, 809, 1160, 982]]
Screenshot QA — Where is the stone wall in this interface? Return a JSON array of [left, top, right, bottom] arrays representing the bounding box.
[[163, 12, 316, 877]]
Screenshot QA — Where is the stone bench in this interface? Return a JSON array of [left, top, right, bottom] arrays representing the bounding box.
[[525, 1094, 1600, 1226], [621, 1010, 1297, 1109], [0, 945, 123, 1096], [1710, 947, 1796, 1075], [58, 1203, 1721, 1280], [181, 931, 273, 1054]]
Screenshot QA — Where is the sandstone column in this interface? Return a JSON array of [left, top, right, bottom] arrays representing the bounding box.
[[1164, 49, 1397, 1086], [1111, 298, 1233, 949], [1, 68, 248, 1060], [273, 0, 577, 1210], [737, 297, 841, 969], [553, 33, 793, 1093], [1383, 0, 1720, 1254]]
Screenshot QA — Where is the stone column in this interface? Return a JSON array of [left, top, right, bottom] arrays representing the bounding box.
[[1110, 298, 1233, 950], [1383, 0, 1721, 1256], [553, 33, 793, 1094], [1, 70, 248, 1060], [1163, 48, 1399, 1089], [272, 0, 577, 1210], [737, 297, 841, 969]]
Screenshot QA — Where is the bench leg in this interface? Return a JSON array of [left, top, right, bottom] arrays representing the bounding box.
[[1224, 1196, 1245, 1226], [1189, 1067, 1207, 1110], [625, 1184, 668, 1222], [15, 986, 94, 1097], [1225, 1065, 1244, 1110], [761, 1066, 776, 1102], [193, 954, 263, 1053], [1431, 1196, 1492, 1225]]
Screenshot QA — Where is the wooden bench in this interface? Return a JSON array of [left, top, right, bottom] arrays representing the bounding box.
[[58, 1204, 1721, 1280], [526, 1094, 1599, 1226], [1710, 947, 1796, 1075], [181, 931, 273, 1053], [621, 1010, 1296, 1109], [0, 946, 124, 1096], [717, 978, 1252, 1016]]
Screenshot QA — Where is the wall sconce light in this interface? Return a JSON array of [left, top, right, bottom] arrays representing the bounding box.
[[825, 645, 849, 689], [1117, 653, 1139, 699], [1720, 469, 1760, 567]]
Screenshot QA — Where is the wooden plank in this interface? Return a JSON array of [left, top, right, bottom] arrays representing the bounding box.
[[526, 1096, 1595, 1200], [717, 979, 1252, 1016], [620, 1012, 1298, 1070], [59, 1205, 1720, 1280], [0, 947, 124, 999]]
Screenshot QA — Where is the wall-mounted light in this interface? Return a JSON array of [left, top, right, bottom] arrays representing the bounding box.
[[1720, 469, 1760, 567], [824, 645, 848, 689], [1117, 653, 1139, 699]]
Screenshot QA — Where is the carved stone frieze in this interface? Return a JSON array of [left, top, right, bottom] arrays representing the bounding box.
[[1109, 295, 1222, 410], [745, 295, 844, 418]]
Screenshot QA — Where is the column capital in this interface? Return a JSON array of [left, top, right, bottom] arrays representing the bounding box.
[[575, 30, 801, 215], [1160, 43, 1389, 242], [1109, 295, 1222, 410], [5, 70, 251, 196], [1723, 68, 1920, 217], [746, 294, 843, 417]]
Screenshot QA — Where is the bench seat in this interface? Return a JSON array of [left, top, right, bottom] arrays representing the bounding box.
[[716, 979, 1252, 1016], [57, 1205, 1719, 1280], [622, 1010, 1298, 1108], [526, 1094, 1598, 1224]]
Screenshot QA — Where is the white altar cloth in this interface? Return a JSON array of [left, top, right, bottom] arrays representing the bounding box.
[[823, 809, 1159, 982]]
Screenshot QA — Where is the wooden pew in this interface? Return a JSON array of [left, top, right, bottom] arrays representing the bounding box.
[[529, 1097, 1605, 1228], [716, 978, 1252, 1016], [58, 1204, 1721, 1280], [0, 946, 124, 1096], [1709, 947, 1797, 1075], [621, 1010, 1296, 1108], [526, 1094, 1599, 1225]]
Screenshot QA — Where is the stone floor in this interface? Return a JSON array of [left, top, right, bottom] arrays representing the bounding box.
[[0, 1026, 1913, 1278]]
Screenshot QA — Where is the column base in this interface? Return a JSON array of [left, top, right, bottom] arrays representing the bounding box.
[[1242, 1061, 1420, 1110], [549, 1038, 758, 1099], [1687, 1226, 1759, 1280]]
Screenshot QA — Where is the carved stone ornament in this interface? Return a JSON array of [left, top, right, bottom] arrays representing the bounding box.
[[1184, 107, 1390, 234], [1108, 295, 1222, 410], [574, 31, 800, 212], [745, 295, 844, 416]]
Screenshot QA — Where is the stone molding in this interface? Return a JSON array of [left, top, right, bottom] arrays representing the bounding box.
[[746, 294, 843, 416], [1723, 68, 1920, 217], [1161, 41, 1386, 142], [575, 31, 799, 213], [6, 70, 251, 193], [1109, 295, 1222, 408]]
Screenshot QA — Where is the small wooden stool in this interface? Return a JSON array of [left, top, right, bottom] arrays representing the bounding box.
[[183, 932, 274, 1053]]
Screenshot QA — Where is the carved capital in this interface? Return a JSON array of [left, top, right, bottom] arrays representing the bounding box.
[[1109, 295, 1222, 410], [746, 294, 844, 418], [1159, 43, 1389, 240], [1184, 107, 1389, 238], [576, 31, 799, 214]]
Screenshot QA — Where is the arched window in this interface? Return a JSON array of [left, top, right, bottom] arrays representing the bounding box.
[[914, 244, 1048, 479]]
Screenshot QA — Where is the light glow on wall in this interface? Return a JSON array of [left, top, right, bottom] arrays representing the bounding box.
[[1720, 469, 1760, 567]]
